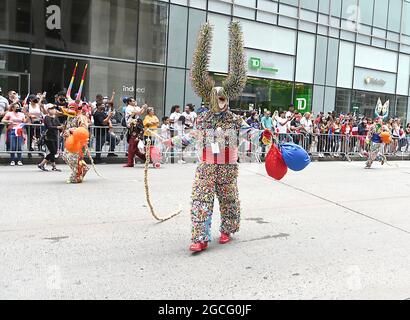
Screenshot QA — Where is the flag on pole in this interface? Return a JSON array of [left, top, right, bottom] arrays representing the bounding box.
[[76, 64, 88, 101], [67, 62, 79, 100]]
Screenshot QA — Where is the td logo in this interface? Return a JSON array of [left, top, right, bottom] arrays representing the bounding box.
[[296, 98, 307, 111], [249, 57, 261, 70]]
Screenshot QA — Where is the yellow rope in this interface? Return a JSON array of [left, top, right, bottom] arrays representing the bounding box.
[[144, 138, 182, 222], [86, 147, 105, 179]]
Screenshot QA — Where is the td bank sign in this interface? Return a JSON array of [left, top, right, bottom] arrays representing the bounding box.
[[249, 57, 279, 73], [294, 94, 312, 114]]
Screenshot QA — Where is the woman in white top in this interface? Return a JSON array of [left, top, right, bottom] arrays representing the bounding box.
[[169, 105, 183, 136], [300, 112, 313, 152], [181, 104, 197, 130], [25, 94, 45, 157], [169, 105, 187, 164], [391, 120, 400, 154]]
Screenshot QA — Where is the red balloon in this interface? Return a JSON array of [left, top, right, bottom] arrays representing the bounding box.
[[265, 144, 288, 181]]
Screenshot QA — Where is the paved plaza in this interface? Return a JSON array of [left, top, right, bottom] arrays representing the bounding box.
[[0, 161, 409, 300]]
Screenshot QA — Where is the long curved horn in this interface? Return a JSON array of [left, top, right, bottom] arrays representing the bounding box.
[[190, 23, 215, 101], [223, 21, 247, 100]]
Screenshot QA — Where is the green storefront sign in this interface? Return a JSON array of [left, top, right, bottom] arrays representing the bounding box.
[[249, 57, 279, 73], [294, 93, 312, 114]]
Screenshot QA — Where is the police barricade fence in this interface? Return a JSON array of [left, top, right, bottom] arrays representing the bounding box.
[[1, 124, 410, 161]]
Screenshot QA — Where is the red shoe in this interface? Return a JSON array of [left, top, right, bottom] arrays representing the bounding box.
[[189, 242, 208, 252], [219, 233, 231, 244], [153, 163, 161, 169], [123, 164, 134, 168]]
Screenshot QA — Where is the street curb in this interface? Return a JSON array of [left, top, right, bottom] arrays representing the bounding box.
[[1, 155, 410, 165]]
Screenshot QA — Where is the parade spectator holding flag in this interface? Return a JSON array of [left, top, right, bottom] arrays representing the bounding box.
[[1, 101, 27, 166]]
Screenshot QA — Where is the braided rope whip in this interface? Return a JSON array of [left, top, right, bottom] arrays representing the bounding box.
[[86, 147, 105, 178], [144, 137, 182, 222]]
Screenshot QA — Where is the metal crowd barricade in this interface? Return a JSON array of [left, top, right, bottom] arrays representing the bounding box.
[[88, 126, 128, 156], [2, 123, 410, 162], [0, 123, 47, 158]]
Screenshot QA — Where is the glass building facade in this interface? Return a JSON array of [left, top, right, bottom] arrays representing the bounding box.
[[1, 0, 410, 121]]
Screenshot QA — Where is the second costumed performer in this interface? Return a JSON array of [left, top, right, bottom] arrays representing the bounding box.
[[62, 102, 91, 184], [188, 21, 247, 252]]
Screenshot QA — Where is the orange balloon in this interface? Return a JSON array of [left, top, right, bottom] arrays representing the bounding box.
[[380, 131, 392, 144], [73, 127, 90, 144], [65, 135, 82, 153]]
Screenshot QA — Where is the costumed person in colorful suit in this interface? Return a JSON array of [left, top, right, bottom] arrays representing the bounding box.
[[365, 99, 391, 169], [124, 118, 146, 167], [365, 116, 389, 169], [61, 101, 91, 183], [188, 21, 247, 252]]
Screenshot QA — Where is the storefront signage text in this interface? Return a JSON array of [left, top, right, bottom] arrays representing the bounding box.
[[296, 98, 307, 111], [249, 57, 278, 73], [46, 5, 61, 30], [364, 76, 386, 86], [294, 93, 312, 114], [123, 85, 145, 93]]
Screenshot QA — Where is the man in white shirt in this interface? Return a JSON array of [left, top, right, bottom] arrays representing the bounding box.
[[125, 97, 147, 127], [275, 111, 292, 134]]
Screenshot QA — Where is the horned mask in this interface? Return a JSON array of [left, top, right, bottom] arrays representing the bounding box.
[[190, 22, 247, 113], [375, 98, 389, 121]]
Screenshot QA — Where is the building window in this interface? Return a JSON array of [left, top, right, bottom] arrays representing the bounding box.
[[138, 0, 168, 64], [136, 64, 165, 119]]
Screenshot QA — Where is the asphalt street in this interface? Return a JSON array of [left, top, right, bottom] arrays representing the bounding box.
[[0, 161, 409, 299]]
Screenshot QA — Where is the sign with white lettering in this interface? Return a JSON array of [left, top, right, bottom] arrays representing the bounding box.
[[46, 5, 61, 30], [364, 76, 386, 86], [249, 57, 279, 73]]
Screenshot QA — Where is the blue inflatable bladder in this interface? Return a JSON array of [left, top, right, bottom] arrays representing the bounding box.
[[371, 133, 381, 143], [280, 143, 311, 171]]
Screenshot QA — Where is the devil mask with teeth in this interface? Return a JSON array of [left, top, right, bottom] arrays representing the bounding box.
[[190, 22, 247, 114]]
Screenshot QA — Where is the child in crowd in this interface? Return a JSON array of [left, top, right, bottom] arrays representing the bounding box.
[[160, 116, 170, 162], [161, 116, 170, 140]]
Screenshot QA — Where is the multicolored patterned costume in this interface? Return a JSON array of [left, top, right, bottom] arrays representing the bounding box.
[[125, 118, 146, 166], [365, 119, 385, 169], [189, 22, 247, 250], [62, 107, 90, 183]]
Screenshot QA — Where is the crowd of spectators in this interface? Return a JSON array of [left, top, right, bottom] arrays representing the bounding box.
[[239, 104, 410, 158], [1, 87, 410, 166], [0, 87, 125, 165]]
